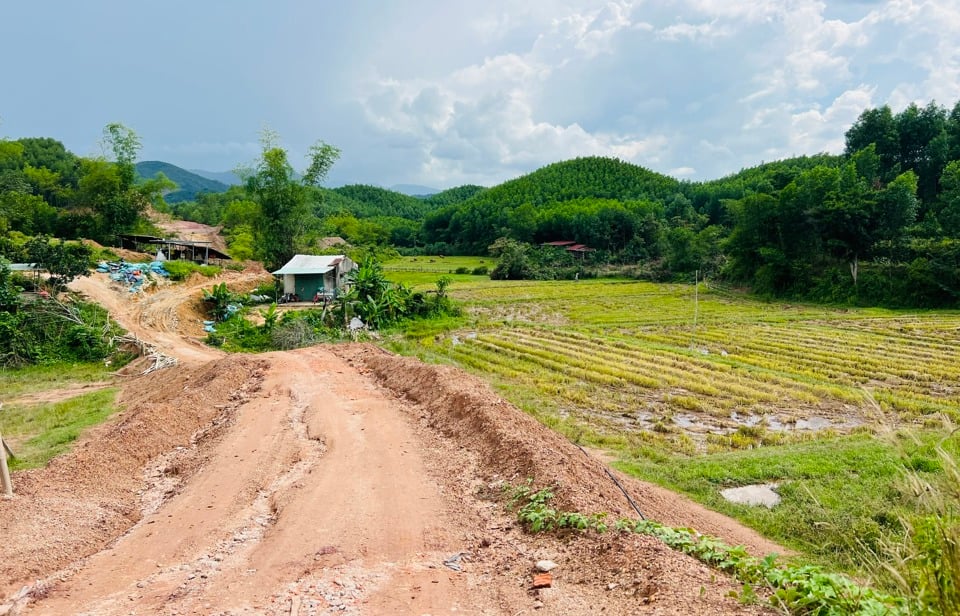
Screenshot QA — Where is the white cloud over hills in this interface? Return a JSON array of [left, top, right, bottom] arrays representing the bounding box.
[[3, 0, 960, 188]]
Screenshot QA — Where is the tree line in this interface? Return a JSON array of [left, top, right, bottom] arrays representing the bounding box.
[[0, 125, 172, 253], [5, 100, 960, 307]]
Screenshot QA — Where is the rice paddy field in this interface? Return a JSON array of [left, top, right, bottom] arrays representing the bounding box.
[[385, 258, 960, 570], [388, 267, 960, 450]]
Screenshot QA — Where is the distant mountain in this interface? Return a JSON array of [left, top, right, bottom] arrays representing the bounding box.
[[389, 184, 440, 196], [136, 161, 231, 203], [189, 169, 243, 186]]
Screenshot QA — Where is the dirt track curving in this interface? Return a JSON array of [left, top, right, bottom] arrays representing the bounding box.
[[0, 272, 784, 615]]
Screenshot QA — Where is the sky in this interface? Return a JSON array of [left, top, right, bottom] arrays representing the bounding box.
[[2, 0, 960, 190]]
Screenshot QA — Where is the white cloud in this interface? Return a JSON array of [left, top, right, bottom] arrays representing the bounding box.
[[10, 0, 960, 187], [356, 4, 678, 185], [788, 86, 876, 153], [656, 20, 731, 42], [347, 0, 960, 185]]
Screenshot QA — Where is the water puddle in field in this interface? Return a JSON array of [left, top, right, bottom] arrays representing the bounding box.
[[794, 416, 833, 430], [721, 483, 781, 508], [732, 413, 763, 427], [450, 331, 478, 346], [606, 410, 862, 447], [730, 412, 862, 432]]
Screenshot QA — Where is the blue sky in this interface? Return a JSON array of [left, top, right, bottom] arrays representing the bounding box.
[[2, 0, 959, 190]]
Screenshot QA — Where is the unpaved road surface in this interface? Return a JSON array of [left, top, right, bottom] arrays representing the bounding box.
[[0, 272, 784, 615]]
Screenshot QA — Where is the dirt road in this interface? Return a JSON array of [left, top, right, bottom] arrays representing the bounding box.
[[0, 271, 783, 615]]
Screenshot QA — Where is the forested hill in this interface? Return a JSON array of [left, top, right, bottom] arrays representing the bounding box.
[[423, 184, 487, 207], [686, 154, 844, 224], [422, 156, 680, 253], [135, 161, 230, 203], [323, 184, 435, 220]]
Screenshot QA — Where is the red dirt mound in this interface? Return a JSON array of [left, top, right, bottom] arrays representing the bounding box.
[[0, 356, 266, 592], [340, 344, 786, 557]]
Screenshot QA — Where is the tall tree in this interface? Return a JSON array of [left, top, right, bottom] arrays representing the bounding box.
[[845, 105, 900, 182], [874, 171, 919, 242], [896, 102, 948, 204], [101, 122, 141, 191], [245, 132, 340, 271], [936, 161, 960, 235]]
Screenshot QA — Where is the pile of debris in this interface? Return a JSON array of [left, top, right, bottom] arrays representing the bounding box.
[[96, 261, 170, 292]]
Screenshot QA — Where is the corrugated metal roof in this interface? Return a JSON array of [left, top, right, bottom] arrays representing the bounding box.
[[272, 254, 344, 275]]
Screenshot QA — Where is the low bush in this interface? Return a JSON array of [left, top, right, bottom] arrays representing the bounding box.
[[506, 484, 906, 615], [162, 260, 221, 281]]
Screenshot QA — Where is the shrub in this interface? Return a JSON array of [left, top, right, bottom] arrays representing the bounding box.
[[868, 442, 960, 616], [163, 260, 221, 281]]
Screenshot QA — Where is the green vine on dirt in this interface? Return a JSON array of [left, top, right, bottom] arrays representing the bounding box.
[[506, 484, 906, 615]]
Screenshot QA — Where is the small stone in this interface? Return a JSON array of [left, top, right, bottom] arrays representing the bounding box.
[[533, 600, 544, 609], [607, 583, 619, 591], [535, 560, 558, 572]]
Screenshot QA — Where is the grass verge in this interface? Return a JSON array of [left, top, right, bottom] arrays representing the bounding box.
[[0, 362, 115, 399], [1, 387, 119, 470], [615, 427, 960, 575]]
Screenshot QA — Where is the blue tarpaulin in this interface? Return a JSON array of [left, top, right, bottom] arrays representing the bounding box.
[[97, 260, 170, 290]]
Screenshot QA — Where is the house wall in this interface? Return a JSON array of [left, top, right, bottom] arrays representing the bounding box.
[[277, 257, 357, 299], [282, 274, 296, 294], [335, 258, 357, 289], [291, 273, 326, 299]]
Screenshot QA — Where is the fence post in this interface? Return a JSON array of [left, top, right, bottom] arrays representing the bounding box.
[[0, 403, 10, 499], [0, 430, 11, 499]]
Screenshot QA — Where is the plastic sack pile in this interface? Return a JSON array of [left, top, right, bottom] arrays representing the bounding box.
[[96, 261, 170, 292], [202, 303, 241, 332]]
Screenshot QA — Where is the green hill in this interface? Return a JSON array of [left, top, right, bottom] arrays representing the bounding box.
[[136, 161, 231, 203], [422, 157, 681, 253]]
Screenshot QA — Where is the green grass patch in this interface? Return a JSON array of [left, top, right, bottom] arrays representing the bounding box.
[[389, 313, 469, 341], [0, 362, 115, 398], [383, 270, 480, 289], [162, 260, 222, 281], [1, 387, 119, 469], [384, 256, 492, 289], [615, 429, 959, 573], [384, 255, 492, 273]]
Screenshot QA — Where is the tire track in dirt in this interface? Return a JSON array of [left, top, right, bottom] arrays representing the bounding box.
[[21, 349, 493, 615], [69, 268, 269, 364]]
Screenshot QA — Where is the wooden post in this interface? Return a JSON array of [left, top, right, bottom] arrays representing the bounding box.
[[0, 430, 12, 499], [0, 403, 10, 498]]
